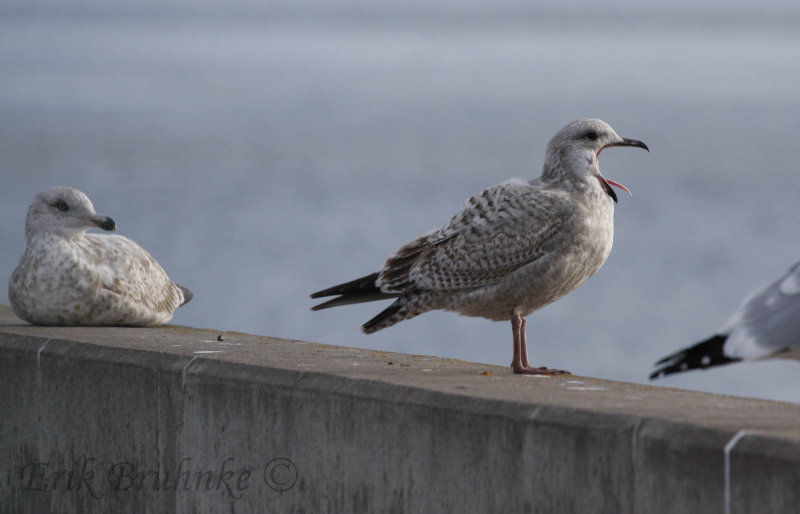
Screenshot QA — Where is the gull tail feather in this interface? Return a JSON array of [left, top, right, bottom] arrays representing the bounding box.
[[649, 334, 739, 380], [362, 291, 430, 333]]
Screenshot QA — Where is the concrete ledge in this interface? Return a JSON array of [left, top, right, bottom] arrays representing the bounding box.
[[1, 304, 798, 513]]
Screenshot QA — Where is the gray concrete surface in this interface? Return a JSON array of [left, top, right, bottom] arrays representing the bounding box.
[[1, 304, 798, 513]]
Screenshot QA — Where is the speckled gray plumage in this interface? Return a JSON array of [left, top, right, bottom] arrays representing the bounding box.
[[371, 175, 610, 324], [8, 186, 191, 326], [312, 119, 647, 373]]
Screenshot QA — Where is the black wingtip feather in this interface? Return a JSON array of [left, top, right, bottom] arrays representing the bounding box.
[[178, 285, 193, 306], [649, 334, 740, 380], [310, 272, 380, 299], [311, 291, 395, 311], [311, 272, 399, 311]]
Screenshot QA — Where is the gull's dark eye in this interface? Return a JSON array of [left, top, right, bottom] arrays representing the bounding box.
[[585, 131, 599, 141], [54, 200, 69, 212]]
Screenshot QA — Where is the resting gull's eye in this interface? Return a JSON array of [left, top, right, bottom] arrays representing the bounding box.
[[54, 200, 69, 212], [585, 131, 599, 141]]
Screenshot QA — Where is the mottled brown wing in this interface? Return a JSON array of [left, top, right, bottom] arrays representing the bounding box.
[[378, 181, 573, 292]]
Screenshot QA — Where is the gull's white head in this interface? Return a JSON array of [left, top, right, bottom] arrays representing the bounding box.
[[543, 118, 648, 202], [25, 186, 117, 240]]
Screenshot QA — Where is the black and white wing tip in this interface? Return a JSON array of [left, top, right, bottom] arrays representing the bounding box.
[[649, 334, 740, 380]]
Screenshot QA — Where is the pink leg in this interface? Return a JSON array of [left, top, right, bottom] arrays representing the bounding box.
[[519, 317, 531, 368], [511, 313, 523, 368], [510, 314, 570, 375]]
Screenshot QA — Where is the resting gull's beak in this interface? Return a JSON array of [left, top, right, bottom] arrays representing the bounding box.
[[92, 216, 117, 232]]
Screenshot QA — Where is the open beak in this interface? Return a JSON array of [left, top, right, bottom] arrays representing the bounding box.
[[596, 137, 647, 203]]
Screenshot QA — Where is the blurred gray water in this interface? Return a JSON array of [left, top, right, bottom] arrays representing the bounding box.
[[2, 1, 800, 402]]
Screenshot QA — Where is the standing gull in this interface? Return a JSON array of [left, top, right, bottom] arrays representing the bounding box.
[[650, 260, 800, 379], [8, 186, 192, 326], [311, 119, 648, 374]]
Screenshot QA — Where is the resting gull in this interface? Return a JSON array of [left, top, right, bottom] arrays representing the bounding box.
[[650, 260, 800, 379], [311, 119, 648, 374], [8, 186, 192, 326]]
